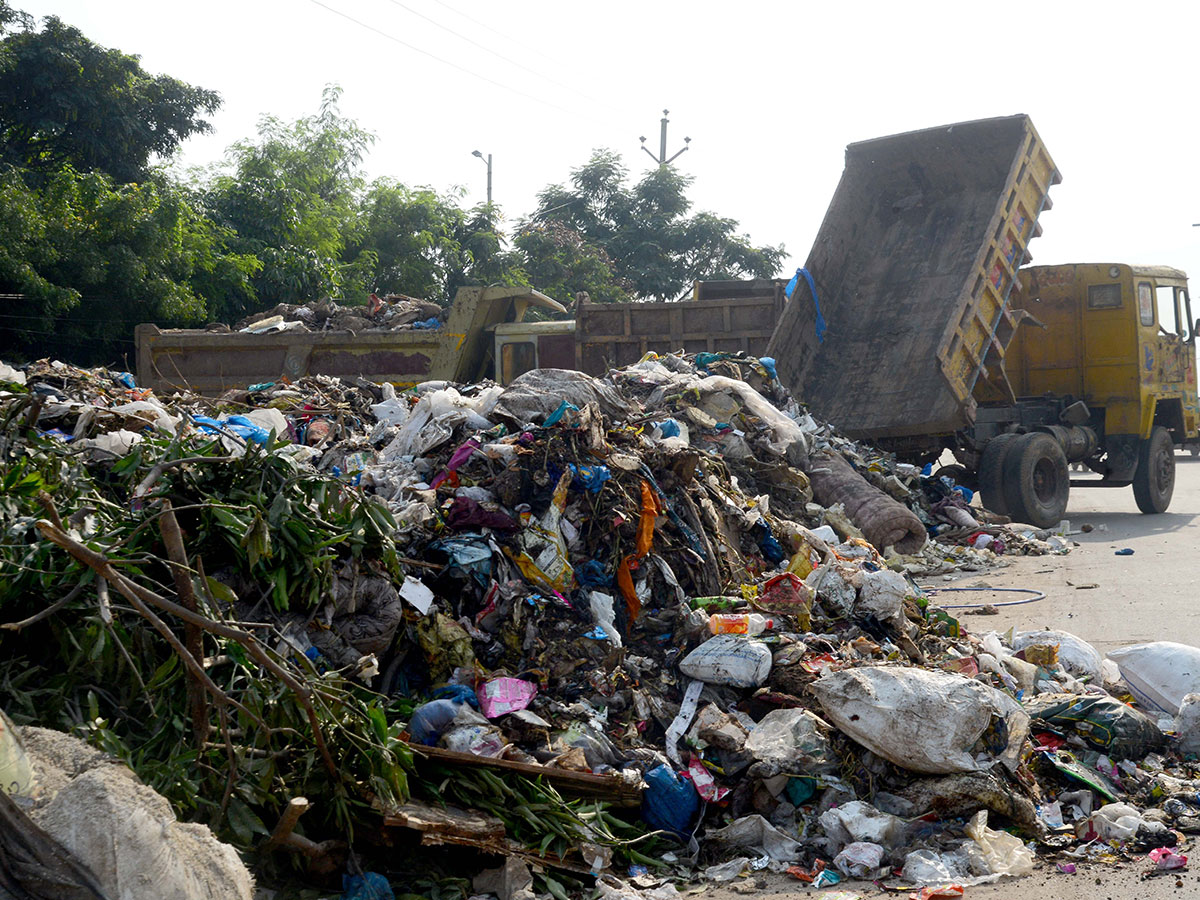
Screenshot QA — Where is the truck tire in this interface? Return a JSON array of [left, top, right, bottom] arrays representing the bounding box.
[[1133, 426, 1175, 514], [977, 433, 1020, 516], [1001, 432, 1070, 528]]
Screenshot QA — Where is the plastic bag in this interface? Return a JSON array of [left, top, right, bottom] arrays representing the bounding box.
[[819, 800, 906, 849], [1177, 693, 1200, 757], [641, 764, 699, 838], [678, 634, 772, 688], [902, 849, 971, 885], [508, 470, 575, 593], [812, 667, 1029, 774], [1014, 629, 1103, 681], [1107, 641, 1200, 716], [477, 677, 538, 718], [964, 810, 1033, 877], [856, 568, 910, 620], [744, 708, 836, 773], [1023, 692, 1163, 759], [833, 841, 884, 877], [0, 709, 36, 798], [706, 814, 803, 862]]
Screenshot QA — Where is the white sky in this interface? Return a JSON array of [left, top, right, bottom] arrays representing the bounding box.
[[15, 0, 1200, 293]]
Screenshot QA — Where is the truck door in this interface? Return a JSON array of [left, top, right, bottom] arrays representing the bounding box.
[[1153, 282, 1188, 383]]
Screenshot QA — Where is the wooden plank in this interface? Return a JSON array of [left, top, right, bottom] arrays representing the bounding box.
[[384, 798, 505, 841], [408, 744, 644, 807]]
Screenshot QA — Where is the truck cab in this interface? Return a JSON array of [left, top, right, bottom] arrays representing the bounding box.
[[973, 264, 1200, 521]]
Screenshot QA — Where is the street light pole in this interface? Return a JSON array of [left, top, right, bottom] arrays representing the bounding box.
[[472, 149, 493, 205]]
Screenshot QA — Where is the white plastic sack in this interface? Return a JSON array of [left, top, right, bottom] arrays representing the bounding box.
[[1108, 641, 1200, 716], [833, 841, 885, 877], [964, 810, 1034, 878], [1013, 629, 1102, 682], [744, 708, 836, 773], [818, 800, 906, 849], [19, 726, 253, 900], [812, 667, 1030, 774], [242, 407, 290, 441], [679, 635, 772, 688], [0, 710, 35, 798], [1177, 693, 1200, 756], [856, 569, 909, 620]]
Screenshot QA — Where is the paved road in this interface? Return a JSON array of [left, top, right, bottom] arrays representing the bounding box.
[[943, 451, 1200, 655], [704, 453, 1200, 900]]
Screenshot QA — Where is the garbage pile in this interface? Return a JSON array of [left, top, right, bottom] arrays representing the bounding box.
[[5, 351, 1195, 899], [226, 292, 446, 334]]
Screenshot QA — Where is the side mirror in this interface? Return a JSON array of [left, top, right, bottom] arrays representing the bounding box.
[[1193, 318, 1200, 343]]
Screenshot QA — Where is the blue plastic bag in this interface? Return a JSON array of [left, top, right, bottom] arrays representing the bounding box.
[[343, 872, 394, 900], [568, 463, 611, 493], [654, 419, 682, 438], [192, 414, 271, 444], [641, 764, 700, 837], [408, 699, 464, 746]]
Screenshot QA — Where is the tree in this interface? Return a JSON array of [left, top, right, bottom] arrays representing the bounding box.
[[522, 151, 785, 301], [0, 166, 259, 364], [0, 13, 221, 183], [200, 87, 370, 315]]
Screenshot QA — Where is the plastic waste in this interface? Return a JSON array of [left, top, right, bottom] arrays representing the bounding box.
[[1013, 629, 1103, 681], [833, 841, 884, 877], [641, 764, 700, 838], [408, 698, 486, 745], [1077, 802, 1151, 842], [1149, 847, 1188, 870], [812, 667, 1030, 774], [819, 800, 906, 849], [508, 470, 575, 594], [703, 857, 750, 882], [1107, 641, 1200, 716], [964, 809, 1033, 877], [856, 568, 910, 620], [678, 634, 773, 688], [343, 871, 395, 899], [0, 709, 36, 798], [1023, 692, 1164, 759], [744, 708, 836, 773], [708, 613, 774, 635], [477, 677, 538, 718], [706, 814, 803, 861], [1176, 693, 1200, 757], [901, 849, 971, 885]]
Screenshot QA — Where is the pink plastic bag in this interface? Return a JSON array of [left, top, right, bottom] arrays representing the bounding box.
[[477, 677, 538, 718]]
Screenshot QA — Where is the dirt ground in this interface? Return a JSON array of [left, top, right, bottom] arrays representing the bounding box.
[[699, 453, 1200, 900]]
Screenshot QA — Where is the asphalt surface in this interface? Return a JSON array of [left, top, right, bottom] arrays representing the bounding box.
[[702, 451, 1200, 900]]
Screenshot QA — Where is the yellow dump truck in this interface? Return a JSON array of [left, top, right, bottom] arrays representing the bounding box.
[[768, 115, 1200, 526]]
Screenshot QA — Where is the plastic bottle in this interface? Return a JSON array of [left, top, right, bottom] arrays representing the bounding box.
[[690, 596, 742, 612], [708, 613, 774, 635]]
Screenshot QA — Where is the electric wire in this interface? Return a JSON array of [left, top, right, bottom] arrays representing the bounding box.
[[306, 0, 575, 116]]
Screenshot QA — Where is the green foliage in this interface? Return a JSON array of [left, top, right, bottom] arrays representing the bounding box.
[[201, 86, 371, 314], [0, 14, 220, 183], [0, 166, 258, 364], [523, 150, 785, 301], [0, 399, 413, 850]]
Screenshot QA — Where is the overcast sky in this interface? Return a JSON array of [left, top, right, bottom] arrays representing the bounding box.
[[16, 0, 1200, 291]]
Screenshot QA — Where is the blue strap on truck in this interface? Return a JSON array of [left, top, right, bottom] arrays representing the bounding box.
[[785, 267, 826, 344]]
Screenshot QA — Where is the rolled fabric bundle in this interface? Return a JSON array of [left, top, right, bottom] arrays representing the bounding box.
[[806, 449, 927, 554]]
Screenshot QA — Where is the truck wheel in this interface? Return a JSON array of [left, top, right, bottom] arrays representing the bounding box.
[[1133, 426, 1175, 513], [1001, 432, 1070, 528], [977, 433, 1020, 515]]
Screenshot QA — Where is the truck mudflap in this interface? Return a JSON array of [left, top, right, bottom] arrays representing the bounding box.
[[768, 115, 1058, 441]]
